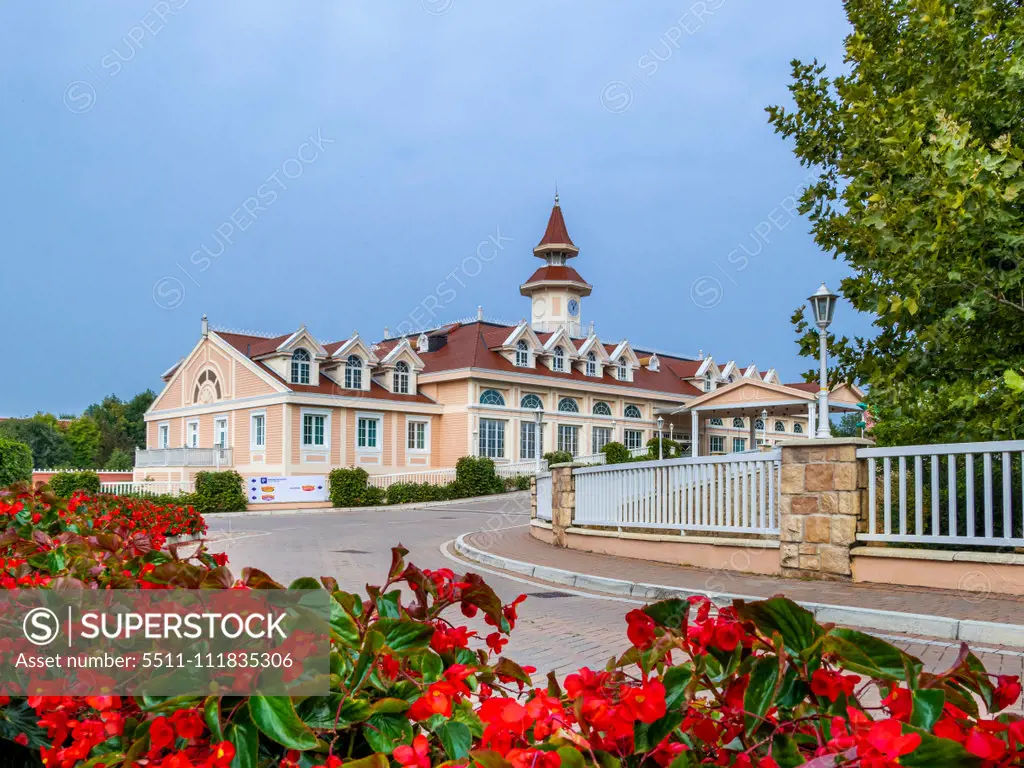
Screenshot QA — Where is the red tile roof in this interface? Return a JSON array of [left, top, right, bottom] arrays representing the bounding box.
[[536, 203, 575, 248], [784, 381, 819, 393], [521, 265, 591, 286]]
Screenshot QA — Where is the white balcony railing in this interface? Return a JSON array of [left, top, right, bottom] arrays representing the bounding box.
[[135, 447, 233, 468]]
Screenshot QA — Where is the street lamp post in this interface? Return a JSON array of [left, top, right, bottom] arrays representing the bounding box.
[[534, 408, 544, 475], [657, 416, 665, 460], [808, 282, 838, 439]]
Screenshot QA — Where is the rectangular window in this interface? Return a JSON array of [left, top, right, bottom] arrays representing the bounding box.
[[732, 437, 747, 453], [251, 413, 266, 449], [357, 416, 380, 449], [302, 414, 325, 447], [214, 417, 228, 449], [407, 420, 427, 451], [479, 419, 505, 459], [710, 436, 725, 453], [158, 423, 169, 449], [557, 425, 578, 456], [187, 420, 199, 448], [624, 429, 644, 451], [520, 421, 537, 460], [592, 426, 612, 453]]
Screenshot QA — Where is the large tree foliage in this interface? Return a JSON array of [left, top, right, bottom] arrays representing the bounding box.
[[0, 414, 73, 469], [768, 0, 1024, 444], [84, 390, 155, 463], [65, 415, 101, 468]]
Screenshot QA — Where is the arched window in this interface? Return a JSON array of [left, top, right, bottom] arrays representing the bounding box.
[[732, 417, 745, 428], [586, 352, 597, 377], [793, 423, 804, 434], [557, 397, 579, 413], [553, 347, 565, 372], [617, 360, 629, 381], [593, 401, 612, 416], [775, 421, 786, 432], [345, 355, 363, 389], [624, 404, 642, 419], [193, 370, 222, 403], [291, 348, 311, 384], [480, 389, 505, 406], [393, 361, 410, 394], [520, 394, 543, 410], [709, 417, 724, 426], [515, 340, 530, 368], [754, 418, 765, 431]]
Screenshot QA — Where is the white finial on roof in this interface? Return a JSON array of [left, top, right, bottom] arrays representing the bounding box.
[[383, 326, 390, 339], [201, 314, 208, 337], [698, 349, 704, 360], [477, 305, 484, 321]]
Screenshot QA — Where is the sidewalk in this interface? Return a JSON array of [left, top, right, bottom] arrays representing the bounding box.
[[458, 525, 1024, 646]]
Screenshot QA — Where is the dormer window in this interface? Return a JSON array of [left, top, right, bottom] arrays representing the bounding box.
[[553, 347, 565, 372], [393, 361, 410, 394], [291, 348, 311, 384], [703, 373, 713, 392], [345, 355, 363, 389], [586, 352, 597, 377], [617, 360, 628, 381], [515, 340, 530, 368]]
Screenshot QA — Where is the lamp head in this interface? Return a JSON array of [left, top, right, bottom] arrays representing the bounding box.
[[808, 282, 838, 329]]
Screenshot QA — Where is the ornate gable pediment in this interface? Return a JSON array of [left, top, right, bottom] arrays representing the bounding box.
[[609, 339, 640, 367], [380, 338, 425, 371], [498, 321, 544, 352], [576, 334, 610, 362], [542, 327, 579, 357], [276, 325, 328, 358], [331, 332, 379, 365]]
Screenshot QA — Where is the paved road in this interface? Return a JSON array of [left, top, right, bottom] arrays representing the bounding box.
[[204, 494, 1023, 707]]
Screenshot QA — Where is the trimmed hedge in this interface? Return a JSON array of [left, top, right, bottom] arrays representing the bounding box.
[[542, 450, 574, 466], [0, 437, 32, 487], [193, 470, 247, 514], [600, 442, 631, 464], [49, 470, 101, 498], [385, 481, 458, 505], [455, 456, 504, 496], [646, 436, 682, 459], [505, 475, 531, 491], [329, 468, 386, 507]]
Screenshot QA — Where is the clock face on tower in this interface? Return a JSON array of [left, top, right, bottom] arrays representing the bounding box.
[[567, 299, 580, 317]]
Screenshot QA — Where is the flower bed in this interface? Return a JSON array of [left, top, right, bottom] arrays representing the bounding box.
[[0, 484, 1022, 767]]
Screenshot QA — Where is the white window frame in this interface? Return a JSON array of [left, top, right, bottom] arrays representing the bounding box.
[[300, 408, 331, 450], [393, 361, 410, 394], [592, 426, 612, 453], [793, 423, 804, 434], [732, 437, 747, 453], [592, 401, 612, 417], [291, 348, 311, 385], [557, 397, 579, 413], [519, 420, 538, 460], [552, 347, 565, 372], [515, 340, 530, 368], [624, 429, 644, 451], [345, 355, 363, 390], [478, 418, 505, 459], [186, 419, 200, 448], [617, 360, 629, 381], [624, 404, 643, 419], [710, 435, 725, 453], [214, 415, 229, 449], [585, 352, 597, 377], [356, 412, 383, 453], [557, 424, 579, 456], [250, 411, 266, 450], [157, 422, 170, 449], [406, 417, 429, 453]]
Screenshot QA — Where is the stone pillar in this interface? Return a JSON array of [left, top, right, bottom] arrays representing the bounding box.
[[550, 463, 576, 548], [779, 437, 873, 580], [529, 475, 538, 519]]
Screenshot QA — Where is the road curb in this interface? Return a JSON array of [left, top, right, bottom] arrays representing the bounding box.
[[204, 491, 529, 519], [453, 534, 1024, 649]]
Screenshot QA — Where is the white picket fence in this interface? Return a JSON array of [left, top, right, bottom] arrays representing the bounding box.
[[367, 468, 458, 489], [859, 440, 1024, 547], [100, 481, 194, 497], [495, 460, 548, 479], [536, 473, 553, 521], [573, 452, 781, 534]]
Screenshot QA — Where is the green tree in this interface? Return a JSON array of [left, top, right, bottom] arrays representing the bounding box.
[[831, 412, 864, 439], [768, 0, 1024, 445], [124, 390, 156, 448], [0, 414, 73, 469], [66, 416, 102, 468], [104, 448, 134, 471]]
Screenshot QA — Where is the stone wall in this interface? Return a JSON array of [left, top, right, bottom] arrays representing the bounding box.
[[550, 463, 576, 548], [778, 437, 872, 580]]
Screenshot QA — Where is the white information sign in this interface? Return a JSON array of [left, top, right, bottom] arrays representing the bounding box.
[[247, 475, 328, 504]]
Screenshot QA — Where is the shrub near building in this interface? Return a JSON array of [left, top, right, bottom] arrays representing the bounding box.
[[49, 470, 101, 498], [192, 470, 247, 514], [0, 437, 32, 487]]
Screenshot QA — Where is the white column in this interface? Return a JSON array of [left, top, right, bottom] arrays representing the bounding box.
[[807, 402, 816, 439], [691, 410, 700, 457], [748, 416, 756, 449]]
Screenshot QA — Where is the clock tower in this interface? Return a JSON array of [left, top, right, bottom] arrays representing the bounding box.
[[520, 194, 592, 337]]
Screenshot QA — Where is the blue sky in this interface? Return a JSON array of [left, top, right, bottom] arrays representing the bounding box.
[[0, 1, 869, 416]]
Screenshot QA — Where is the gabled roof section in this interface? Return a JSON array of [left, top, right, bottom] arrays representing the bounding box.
[[576, 334, 610, 362], [329, 333, 380, 365], [683, 378, 816, 410], [608, 340, 640, 367], [498, 321, 544, 351], [275, 325, 328, 358], [161, 358, 185, 382], [695, 357, 720, 379], [719, 360, 740, 381], [762, 368, 780, 384], [380, 337, 425, 371], [542, 326, 579, 357], [742, 364, 761, 380]]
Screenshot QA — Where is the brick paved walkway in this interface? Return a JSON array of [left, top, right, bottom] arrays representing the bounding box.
[[464, 527, 1024, 625]]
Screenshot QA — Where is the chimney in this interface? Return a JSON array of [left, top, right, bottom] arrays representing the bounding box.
[[588, 320, 595, 337], [383, 326, 390, 339], [477, 305, 484, 321], [698, 348, 704, 360], [201, 314, 208, 337]]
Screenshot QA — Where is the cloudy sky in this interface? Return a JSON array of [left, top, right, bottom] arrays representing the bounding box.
[[1, 1, 867, 415]]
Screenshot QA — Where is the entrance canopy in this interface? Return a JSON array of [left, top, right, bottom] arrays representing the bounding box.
[[655, 378, 865, 456]]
